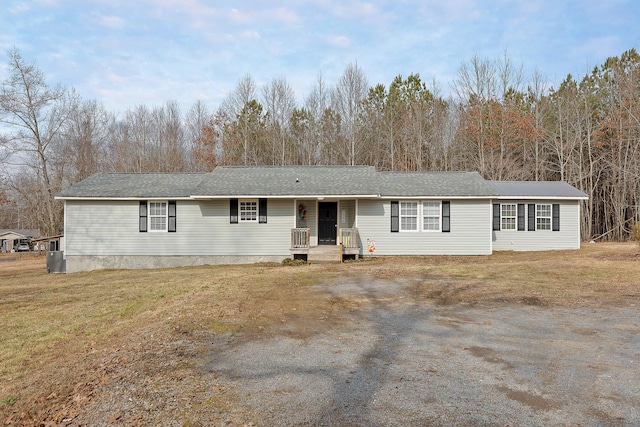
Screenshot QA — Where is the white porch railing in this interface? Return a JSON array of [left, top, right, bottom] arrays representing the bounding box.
[[291, 228, 310, 249], [340, 228, 359, 249]]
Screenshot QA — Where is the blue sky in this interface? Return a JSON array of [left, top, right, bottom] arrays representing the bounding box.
[[1, 0, 639, 113]]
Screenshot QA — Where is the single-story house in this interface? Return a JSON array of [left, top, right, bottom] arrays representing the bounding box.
[[0, 229, 40, 253], [55, 166, 588, 273], [31, 234, 64, 253]]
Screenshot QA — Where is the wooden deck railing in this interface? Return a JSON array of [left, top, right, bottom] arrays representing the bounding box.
[[291, 228, 310, 249], [340, 228, 359, 249]]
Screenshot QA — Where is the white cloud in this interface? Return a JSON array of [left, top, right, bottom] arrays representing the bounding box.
[[98, 14, 126, 28], [326, 35, 351, 48], [269, 7, 299, 25], [229, 8, 253, 23], [8, 2, 31, 14], [573, 36, 622, 60], [330, 1, 380, 18], [240, 30, 261, 40]]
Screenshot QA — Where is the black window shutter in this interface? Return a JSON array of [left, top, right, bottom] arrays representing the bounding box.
[[442, 201, 450, 232], [390, 201, 399, 232], [517, 204, 525, 231], [230, 199, 238, 224], [528, 204, 536, 231], [552, 204, 560, 231], [492, 204, 500, 231], [168, 201, 176, 232], [139, 201, 147, 232], [259, 198, 267, 223]]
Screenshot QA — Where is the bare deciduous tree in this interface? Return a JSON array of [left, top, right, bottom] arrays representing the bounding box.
[[220, 74, 258, 119], [185, 100, 213, 170], [262, 76, 296, 165], [55, 98, 112, 185], [332, 63, 368, 165], [0, 48, 76, 235]]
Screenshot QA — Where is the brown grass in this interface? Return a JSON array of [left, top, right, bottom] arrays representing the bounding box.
[[1, 243, 639, 424]]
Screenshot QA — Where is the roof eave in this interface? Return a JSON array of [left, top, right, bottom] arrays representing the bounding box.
[[190, 194, 380, 199], [492, 195, 589, 200], [55, 196, 194, 201], [378, 195, 496, 199]]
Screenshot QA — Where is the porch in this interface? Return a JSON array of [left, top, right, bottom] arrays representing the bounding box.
[[290, 227, 360, 262]]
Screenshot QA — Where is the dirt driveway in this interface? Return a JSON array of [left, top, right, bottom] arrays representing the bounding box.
[[78, 274, 639, 426]]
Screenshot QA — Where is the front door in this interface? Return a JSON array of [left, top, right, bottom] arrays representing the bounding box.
[[318, 202, 337, 245]]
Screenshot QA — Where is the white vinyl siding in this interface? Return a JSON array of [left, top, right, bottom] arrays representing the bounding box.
[[64, 199, 292, 257], [296, 199, 317, 246], [357, 199, 491, 255], [338, 200, 356, 229], [492, 200, 581, 251], [501, 204, 517, 230]]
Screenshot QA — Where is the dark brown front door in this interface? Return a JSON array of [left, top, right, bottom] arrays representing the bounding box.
[[318, 202, 337, 245]]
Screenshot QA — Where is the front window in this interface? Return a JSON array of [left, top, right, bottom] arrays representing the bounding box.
[[400, 201, 418, 231], [149, 202, 167, 231], [501, 204, 517, 230], [423, 201, 441, 231], [240, 200, 258, 222], [536, 204, 551, 230]]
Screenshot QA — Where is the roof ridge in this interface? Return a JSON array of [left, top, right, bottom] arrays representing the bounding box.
[[99, 171, 207, 174]]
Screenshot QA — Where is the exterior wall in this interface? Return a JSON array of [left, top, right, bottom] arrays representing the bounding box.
[[356, 199, 492, 256], [63, 196, 581, 272], [338, 200, 356, 229], [295, 199, 317, 246], [492, 200, 581, 251], [65, 198, 294, 262]]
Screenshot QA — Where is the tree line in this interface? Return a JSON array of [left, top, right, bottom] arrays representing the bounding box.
[[1, 48, 639, 240]]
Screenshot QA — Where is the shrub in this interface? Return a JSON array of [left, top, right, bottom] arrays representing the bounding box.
[[281, 258, 307, 266]]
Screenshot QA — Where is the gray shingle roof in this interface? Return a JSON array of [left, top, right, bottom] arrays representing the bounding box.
[[56, 173, 207, 198], [192, 166, 380, 197], [487, 181, 588, 199], [55, 168, 588, 200], [0, 229, 40, 238], [378, 171, 498, 197]]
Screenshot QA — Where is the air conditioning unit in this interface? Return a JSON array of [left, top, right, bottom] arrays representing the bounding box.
[[47, 251, 66, 273]]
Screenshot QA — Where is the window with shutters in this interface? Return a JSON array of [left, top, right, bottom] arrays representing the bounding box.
[[501, 204, 517, 230], [140, 201, 176, 232], [231, 198, 266, 224], [240, 200, 258, 222], [394, 200, 447, 232], [536, 204, 552, 230]]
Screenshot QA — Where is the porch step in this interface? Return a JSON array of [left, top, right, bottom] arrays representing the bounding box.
[[308, 245, 341, 263]]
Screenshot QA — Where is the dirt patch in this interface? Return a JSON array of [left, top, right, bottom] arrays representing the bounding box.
[[520, 296, 546, 306], [467, 346, 515, 369], [496, 386, 559, 411]]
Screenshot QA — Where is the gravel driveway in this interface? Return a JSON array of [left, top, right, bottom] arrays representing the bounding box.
[[205, 277, 639, 426]]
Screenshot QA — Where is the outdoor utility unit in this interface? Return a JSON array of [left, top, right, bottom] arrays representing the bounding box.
[[47, 251, 66, 273]]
